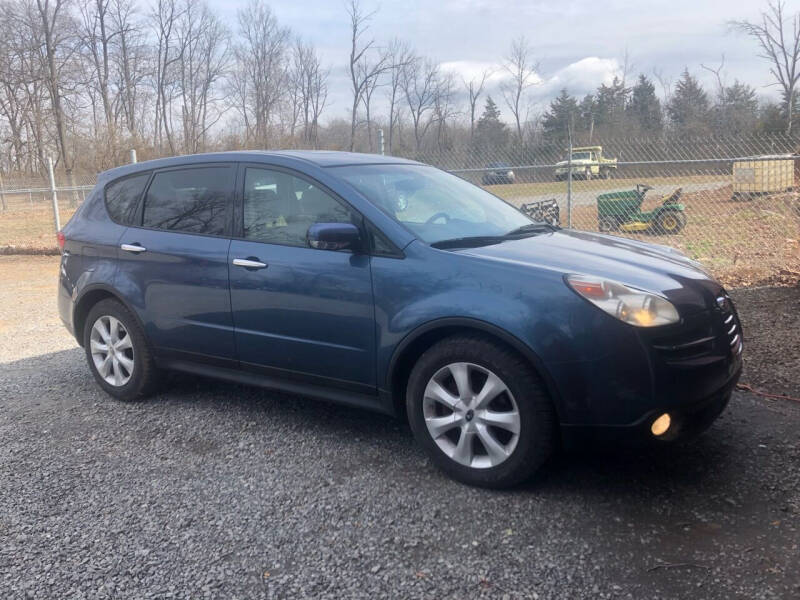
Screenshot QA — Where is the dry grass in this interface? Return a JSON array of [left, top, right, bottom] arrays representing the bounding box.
[[0, 202, 78, 250]]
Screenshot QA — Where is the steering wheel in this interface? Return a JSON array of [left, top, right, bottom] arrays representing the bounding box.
[[426, 212, 450, 225]]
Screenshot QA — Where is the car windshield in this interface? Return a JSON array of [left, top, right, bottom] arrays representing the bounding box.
[[334, 164, 533, 245], [569, 152, 591, 161]]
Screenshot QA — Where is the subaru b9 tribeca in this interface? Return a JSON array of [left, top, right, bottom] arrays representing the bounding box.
[[58, 151, 742, 488]]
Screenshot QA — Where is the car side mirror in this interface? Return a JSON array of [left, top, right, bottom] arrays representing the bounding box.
[[307, 223, 362, 251]]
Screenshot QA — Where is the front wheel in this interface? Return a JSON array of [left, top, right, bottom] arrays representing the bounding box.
[[655, 211, 686, 235], [584, 168, 592, 180], [406, 335, 557, 488], [83, 298, 159, 401]]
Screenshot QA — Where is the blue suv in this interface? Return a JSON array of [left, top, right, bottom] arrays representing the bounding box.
[[58, 151, 742, 487]]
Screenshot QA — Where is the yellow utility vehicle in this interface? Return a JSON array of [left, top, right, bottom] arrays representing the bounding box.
[[554, 146, 617, 181]]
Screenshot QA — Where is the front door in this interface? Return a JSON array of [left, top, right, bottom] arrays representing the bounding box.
[[228, 165, 376, 388]]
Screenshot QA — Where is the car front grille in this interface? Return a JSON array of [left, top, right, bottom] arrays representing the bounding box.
[[717, 295, 743, 356], [649, 294, 742, 365]]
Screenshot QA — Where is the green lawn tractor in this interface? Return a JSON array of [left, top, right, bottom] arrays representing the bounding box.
[[597, 184, 686, 235]]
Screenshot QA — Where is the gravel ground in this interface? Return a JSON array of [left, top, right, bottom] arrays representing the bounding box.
[[1, 256, 799, 599]]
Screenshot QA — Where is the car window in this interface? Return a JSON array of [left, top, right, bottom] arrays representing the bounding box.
[[142, 167, 232, 235], [334, 164, 531, 244], [243, 167, 353, 247], [105, 173, 150, 225]]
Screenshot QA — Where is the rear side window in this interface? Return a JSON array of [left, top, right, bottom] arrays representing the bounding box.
[[105, 173, 150, 225], [142, 167, 233, 235]]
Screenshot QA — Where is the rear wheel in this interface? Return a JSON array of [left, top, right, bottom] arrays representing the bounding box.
[[83, 299, 159, 401], [602, 168, 613, 179], [655, 211, 686, 234], [406, 335, 557, 488]]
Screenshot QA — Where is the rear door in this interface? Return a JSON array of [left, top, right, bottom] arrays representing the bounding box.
[[228, 164, 376, 388], [117, 163, 237, 365]]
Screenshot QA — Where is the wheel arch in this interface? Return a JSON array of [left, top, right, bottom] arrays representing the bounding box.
[[72, 284, 145, 348], [386, 317, 562, 420]]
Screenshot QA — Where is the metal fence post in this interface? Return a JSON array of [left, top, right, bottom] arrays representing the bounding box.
[[48, 156, 61, 232], [378, 129, 385, 155], [566, 135, 573, 228], [0, 171, 6, 211], [130, 149, 137, 164]]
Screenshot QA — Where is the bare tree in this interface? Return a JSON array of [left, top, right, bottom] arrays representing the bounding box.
[[345, 0, 389, 151], [79, 0, 119, 160], [501, 36, 538, 142], [231, 0, 288, 148], [174, 0, 229, 154], [109, 0, 149, 142], [732, 0, 800, 134], [384, 37, 413, 154], [151, 0, 183, 153], [433, 70, 457, 151], [463, 67, 491, 140], [403, 57, 438, 151], [289, 38, 328, 147]]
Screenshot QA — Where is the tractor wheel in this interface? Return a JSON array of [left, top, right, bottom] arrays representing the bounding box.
[[598, 216, 619, 232], [584, 168, 592, 181], [655, 211, 686, 235], [603, 168, 613, 180]]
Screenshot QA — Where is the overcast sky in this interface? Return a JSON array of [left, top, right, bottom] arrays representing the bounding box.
[[212, 0, 783, 121]]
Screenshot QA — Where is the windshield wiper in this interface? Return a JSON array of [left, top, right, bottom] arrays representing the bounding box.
[[431, 223, 557, 250], [430, 235, 507, 249], [504, 222, 558, 236]]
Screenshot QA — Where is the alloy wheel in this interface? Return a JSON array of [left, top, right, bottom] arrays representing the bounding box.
[[422, 362, 521, 469], [90, 315, 134, 386]]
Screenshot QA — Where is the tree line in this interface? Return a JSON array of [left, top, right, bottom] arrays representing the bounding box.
[[0, 0, 797, 180]]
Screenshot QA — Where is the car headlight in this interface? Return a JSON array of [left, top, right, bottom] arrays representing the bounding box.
[[566, 274, 680, 327]]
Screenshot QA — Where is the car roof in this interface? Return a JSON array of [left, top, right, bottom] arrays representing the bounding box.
[[97, 150, 421, 182]]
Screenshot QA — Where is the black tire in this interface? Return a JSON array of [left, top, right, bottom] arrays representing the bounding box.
[[655, 210, 686, 235], [83, 298, 159, 401], [598, 216, 619, 232], [602, 168, 613, 180], [406, 334, 557, 488]]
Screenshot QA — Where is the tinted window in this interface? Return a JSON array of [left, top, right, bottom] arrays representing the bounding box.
[[142, 167, 232, 235], [105, 173, 149, 224], [243, 168, 352, 247]]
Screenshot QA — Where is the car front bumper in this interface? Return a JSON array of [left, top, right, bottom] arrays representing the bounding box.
[[559, 366, 740, 448]]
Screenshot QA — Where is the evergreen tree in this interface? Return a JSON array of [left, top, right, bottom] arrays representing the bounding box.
[[626, 74, 663, 135], [667, 69, 711, 136], [541, 89, 580, 141], [578, 94, 597, 141], [474, 96, 509, 149], [593, 76, 629, 134], [715, 81, 759, 135]]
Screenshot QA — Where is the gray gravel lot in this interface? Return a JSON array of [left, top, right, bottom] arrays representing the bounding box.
[[1, 257, 799, 599]]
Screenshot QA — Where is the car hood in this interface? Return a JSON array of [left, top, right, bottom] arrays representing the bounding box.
[[455, 229, 723, 315]]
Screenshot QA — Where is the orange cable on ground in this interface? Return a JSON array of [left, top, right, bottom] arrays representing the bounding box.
[[736, 383, 800, 404]]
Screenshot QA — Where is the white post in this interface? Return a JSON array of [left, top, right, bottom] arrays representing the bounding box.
[[48, 156, 60, 232], [378, 128, 385, 155], [130, 148, 137, 164]]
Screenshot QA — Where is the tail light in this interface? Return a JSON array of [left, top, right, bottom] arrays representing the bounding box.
[[57, 230, 65, 250]]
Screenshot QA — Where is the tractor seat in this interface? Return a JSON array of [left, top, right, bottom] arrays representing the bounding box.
[[661, 188, 682, 204]]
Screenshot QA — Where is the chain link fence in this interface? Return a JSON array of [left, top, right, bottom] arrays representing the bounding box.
[[406, 133, 800, 287], [1, 135, 799, 286]]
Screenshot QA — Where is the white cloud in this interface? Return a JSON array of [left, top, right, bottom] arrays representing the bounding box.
[[531, 57, 622, 105]]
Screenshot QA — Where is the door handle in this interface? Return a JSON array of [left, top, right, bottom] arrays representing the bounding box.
[[232, 258, 268, 269], [121, 243, 146, 253]]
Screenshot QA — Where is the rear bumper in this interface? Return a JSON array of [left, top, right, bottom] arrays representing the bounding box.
[[559, 366, 740, 448]]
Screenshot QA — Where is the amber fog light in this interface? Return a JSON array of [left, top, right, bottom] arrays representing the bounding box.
[[651, 413, 672, 437]]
